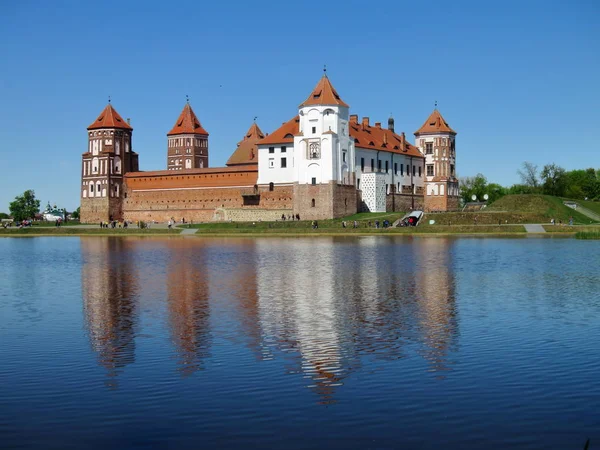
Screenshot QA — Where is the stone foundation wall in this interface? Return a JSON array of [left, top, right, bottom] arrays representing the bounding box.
[[293, 183, 358, 220], [220, 208, 294, 222], [81, 197, 123, 223], [386, 194, 424, 212]]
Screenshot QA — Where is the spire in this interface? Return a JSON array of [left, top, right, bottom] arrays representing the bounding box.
[[226, 121, 265, 166], [88, 104, 133, 130], [300, 74, 349, 108], [414, 109, 456, 135], [167, 102, 208, 136], [388, 113, 395, 133]]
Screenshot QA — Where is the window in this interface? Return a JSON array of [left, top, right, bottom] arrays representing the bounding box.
[[311, 177, 316, 185], [371, 159, 374, 171], [311, 198, 316, 207], [342, 152, 346, 163], [361, 158, 365, 171], [269, 158, 274, 168], [401, 164, 404, 176], [394, 162, 398, 175], [378, 160, 382, 171], [309, 142, 320, 159], [450, 164, 455, 176], [425, 142, 433, 154], [413, 165, 416, 176], [281, 146, 286, 153], [90, 184, 94, 192], [269, 147, 275, 154], [269, 182, 274, 191], [357, 178, 360, 189], [418, 166, 422, 177], [385, 161, 389, 173], [427, 164, 434, 176], [312, 127, 316, 134], [281, 157, 287, 168]]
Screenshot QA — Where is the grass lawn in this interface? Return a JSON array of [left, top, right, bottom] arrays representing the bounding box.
[[565, 198, 600, 216], [179, 212, 406, 231]]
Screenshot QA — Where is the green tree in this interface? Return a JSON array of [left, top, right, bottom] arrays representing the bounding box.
[[459, 173, 488, 203], [541, 163, 567, 197], [72, 207, 80, 220], [9, 190, 41, 221], [0, 212, 10, 220]]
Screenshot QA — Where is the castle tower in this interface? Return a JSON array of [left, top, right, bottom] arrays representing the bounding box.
[[167, 101, 209, 170], [294, 72, 355, 186], [414, 109, 459, 212], [81, 103, 138, 223]]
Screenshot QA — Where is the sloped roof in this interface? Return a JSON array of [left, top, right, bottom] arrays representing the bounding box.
[[300, 75, 349, 108], [87, 104, 132, 130], [167, 103, 209, 136], [414, 109, 456, 135], [258, 116, 299, 145], [226, 122, 265, 166], [350, 121, 423, 157]]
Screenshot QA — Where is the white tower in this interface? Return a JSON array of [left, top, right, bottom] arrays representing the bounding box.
[[294, 72, 355, 186]]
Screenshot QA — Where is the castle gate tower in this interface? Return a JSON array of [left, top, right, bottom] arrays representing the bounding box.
[[81, 103, 138, 223], [414, 109, 459, 212]]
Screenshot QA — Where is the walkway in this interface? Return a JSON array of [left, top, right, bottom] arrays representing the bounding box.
[[524, 224, 546, 233]]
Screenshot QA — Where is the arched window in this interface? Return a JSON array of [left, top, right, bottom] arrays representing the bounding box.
[[269, 182, 274, 191], [311, 199, 316, 208]]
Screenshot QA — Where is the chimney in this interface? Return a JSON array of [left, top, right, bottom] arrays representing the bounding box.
[[401, 132, 406, 151], [375, 122, 381, 128], [383, 132, 387, 145], [350, 114, 358, 124], [362, 117, 370, 128], [127, 118, 131, 125], [388, 116, 394, 133]]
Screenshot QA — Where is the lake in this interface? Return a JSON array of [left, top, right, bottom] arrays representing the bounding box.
[[0, 236, 599, 449]]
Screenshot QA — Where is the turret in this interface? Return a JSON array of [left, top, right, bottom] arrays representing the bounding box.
[[167, 100, 209, 170]]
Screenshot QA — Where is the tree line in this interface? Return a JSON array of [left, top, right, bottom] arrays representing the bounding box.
[[460, 162, 600, 205]]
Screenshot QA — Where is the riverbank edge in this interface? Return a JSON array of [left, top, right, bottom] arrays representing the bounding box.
[[0, 230, 578, 238]]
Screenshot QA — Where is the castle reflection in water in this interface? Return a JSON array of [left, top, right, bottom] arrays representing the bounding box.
[[81, 236, 458, 402]]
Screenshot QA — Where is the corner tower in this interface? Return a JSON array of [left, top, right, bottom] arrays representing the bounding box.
[[167, 101, 209, 170], [414, 109, 459, 212], [81, 103, 138, 223]]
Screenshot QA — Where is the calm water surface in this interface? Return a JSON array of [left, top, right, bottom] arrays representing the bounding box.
[[0, 236, 599, 449]]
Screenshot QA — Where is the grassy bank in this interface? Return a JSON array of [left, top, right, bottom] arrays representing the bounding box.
[[486, 194, 595, 224], [575, 231, 600, 240], [0, 227, 180, 236], [542, 225, 600, 233]]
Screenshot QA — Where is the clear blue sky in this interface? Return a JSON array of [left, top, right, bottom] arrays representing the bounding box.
[[1, 0, 598, 211]]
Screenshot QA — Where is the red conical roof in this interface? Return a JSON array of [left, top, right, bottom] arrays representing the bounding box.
[[88, 104, 132, 130], [226, 122, 265, 166], [167, 103, 208, 136], [300, 75, 349, 108], [414, 109, 456, 135]]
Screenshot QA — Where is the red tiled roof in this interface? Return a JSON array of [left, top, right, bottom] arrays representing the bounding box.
[[414, 109, 456, 135], [87, 104, 132, 130], [300, 75, 349, 108], [226, 122, 265, 166], [350, 122, 423, 157], [258, 116, 299, 145], [167, 103, 209, 136]]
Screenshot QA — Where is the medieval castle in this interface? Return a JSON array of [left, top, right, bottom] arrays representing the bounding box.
[[80, 74, 459, 224]]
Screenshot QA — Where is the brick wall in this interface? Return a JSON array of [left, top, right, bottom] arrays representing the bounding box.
[[81, 197, 122, 223], [386, 194, 424, 212], [293, 183, 358, 220]]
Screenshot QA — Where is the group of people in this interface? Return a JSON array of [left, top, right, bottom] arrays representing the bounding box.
[[367, 220, 391, 229], [100, 220, 129, 229], [550, 217, 574, 226], [341, 220, 360, 229], [281, 214, 301, 221]]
